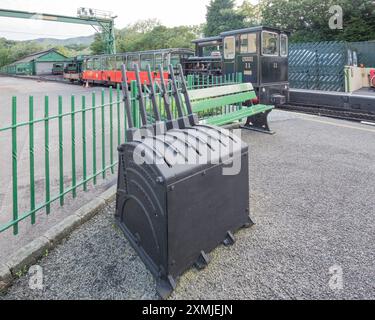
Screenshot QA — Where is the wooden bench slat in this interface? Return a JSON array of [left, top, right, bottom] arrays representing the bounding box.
[[204, 104, 274, 127], [188, 83, 254, 101], [192, 91, 257, 113]]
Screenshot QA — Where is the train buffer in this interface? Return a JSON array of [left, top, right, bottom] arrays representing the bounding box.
[[188, 82, 275, 134], [116, 64, 254, 299]]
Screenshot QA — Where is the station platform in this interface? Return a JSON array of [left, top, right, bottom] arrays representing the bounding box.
[[352, 87, 375, 96], [2, 110, 375, 300]]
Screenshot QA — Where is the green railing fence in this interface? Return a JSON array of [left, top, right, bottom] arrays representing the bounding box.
[[0, 73, 242, 236], [289, 41, 350, 92]]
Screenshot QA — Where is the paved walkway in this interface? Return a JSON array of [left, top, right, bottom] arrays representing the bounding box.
[[2, 111, 375, 300]]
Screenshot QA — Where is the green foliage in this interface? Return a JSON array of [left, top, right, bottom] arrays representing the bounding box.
[[90, 20, 202, 55], [0, 37, 90, 68], [261, 0, 375, 42], [2, 0, 375, 67], [204, 0, 246, 36], [238, 0, 262, 27], [0, 38, 44, 67], [90, 33, 107, 55]]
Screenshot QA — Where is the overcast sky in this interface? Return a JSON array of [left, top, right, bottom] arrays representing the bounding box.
[[0, 0, 253, 40]]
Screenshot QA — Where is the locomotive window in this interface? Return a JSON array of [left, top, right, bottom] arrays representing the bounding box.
[[224, 36, 236, 59], [240, 34, 257, 54], [140, 54, 154, 71], [262, 32, 279, 56], [280, 34, 288, 57]]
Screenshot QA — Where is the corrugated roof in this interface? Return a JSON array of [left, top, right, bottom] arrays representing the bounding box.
[[14, 48, 67, 64]]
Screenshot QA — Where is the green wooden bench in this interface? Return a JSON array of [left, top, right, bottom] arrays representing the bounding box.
[[187, 83, 275, 134]]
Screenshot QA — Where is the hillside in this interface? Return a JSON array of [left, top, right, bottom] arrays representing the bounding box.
[[30, 35, 95, 47]]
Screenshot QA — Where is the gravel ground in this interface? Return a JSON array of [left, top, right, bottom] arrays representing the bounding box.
[[1, 110, 375, 300]]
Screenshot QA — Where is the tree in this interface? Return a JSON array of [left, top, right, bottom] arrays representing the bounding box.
[[204, 0, 246, 37], [238, 0, 262, 27], [0, 39, 44, 68], [90, 33, 107, 55], [260, 0, 375, 42]]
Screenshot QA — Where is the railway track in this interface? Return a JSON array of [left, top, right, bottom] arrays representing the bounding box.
[[278, 104, 375, 124]]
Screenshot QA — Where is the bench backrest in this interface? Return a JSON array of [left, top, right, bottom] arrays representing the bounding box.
[[188, 83, 256, 113]]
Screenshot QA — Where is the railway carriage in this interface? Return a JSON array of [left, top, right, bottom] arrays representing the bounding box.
[[82, 48, 194, 85]]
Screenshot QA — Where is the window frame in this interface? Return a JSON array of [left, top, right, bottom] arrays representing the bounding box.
[[170, 53, 181, 68], [280, 34, 288, 57], [140, 53, 154, 71], [115, 55, 124, 70], [240, 33, 257, 54], [261, 31, 280, 57], [155, 53, 163, 70], [93, 58, 100, 71], [223, 36, 236, 60], [127, 54, 140, 70], [108, 55, 116, 70]]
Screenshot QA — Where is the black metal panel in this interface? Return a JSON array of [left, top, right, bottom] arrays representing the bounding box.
[[289, 89, 350, 109], [167, 152, 250, 279], [260, 56, 288, 84], [258, 84, 289, 105], [288, 88, 375, 115], [116, 63, 254, 299], [349, 94, 375, 113], [236, 54, 258, 85], [116, 129, 251, 298]]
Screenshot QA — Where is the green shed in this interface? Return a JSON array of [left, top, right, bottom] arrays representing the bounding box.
[[9, 49, 68, 76]]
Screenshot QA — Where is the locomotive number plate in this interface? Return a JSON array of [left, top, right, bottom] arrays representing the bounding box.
[[242, 57, 254, 62]]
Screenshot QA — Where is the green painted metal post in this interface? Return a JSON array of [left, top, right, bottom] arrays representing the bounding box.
[[58, 96, 64, 206], [187, 75, 193, 90], [71, 95, 77, 198], [109, 87, 114, 174], [92, 92, 97, 185], [101, 89, 106, 179], [131, 81, 139, 128], [11, 97, 18, 235], [29, 96, 35, 225], [44, 96, 50, 214], [82, 95, 87, 191]]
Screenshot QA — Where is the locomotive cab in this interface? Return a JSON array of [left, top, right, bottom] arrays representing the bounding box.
[[183, 36, 223, 77], [221, 26, 290, 105]]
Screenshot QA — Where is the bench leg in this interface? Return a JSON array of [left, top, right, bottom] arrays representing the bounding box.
[[241, 109, 275, 135]]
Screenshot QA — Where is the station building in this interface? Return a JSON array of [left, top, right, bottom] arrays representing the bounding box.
[[0, 48, 68, 76]]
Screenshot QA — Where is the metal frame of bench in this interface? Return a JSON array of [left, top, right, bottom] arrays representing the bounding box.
[[188, 82, 275, 134]]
